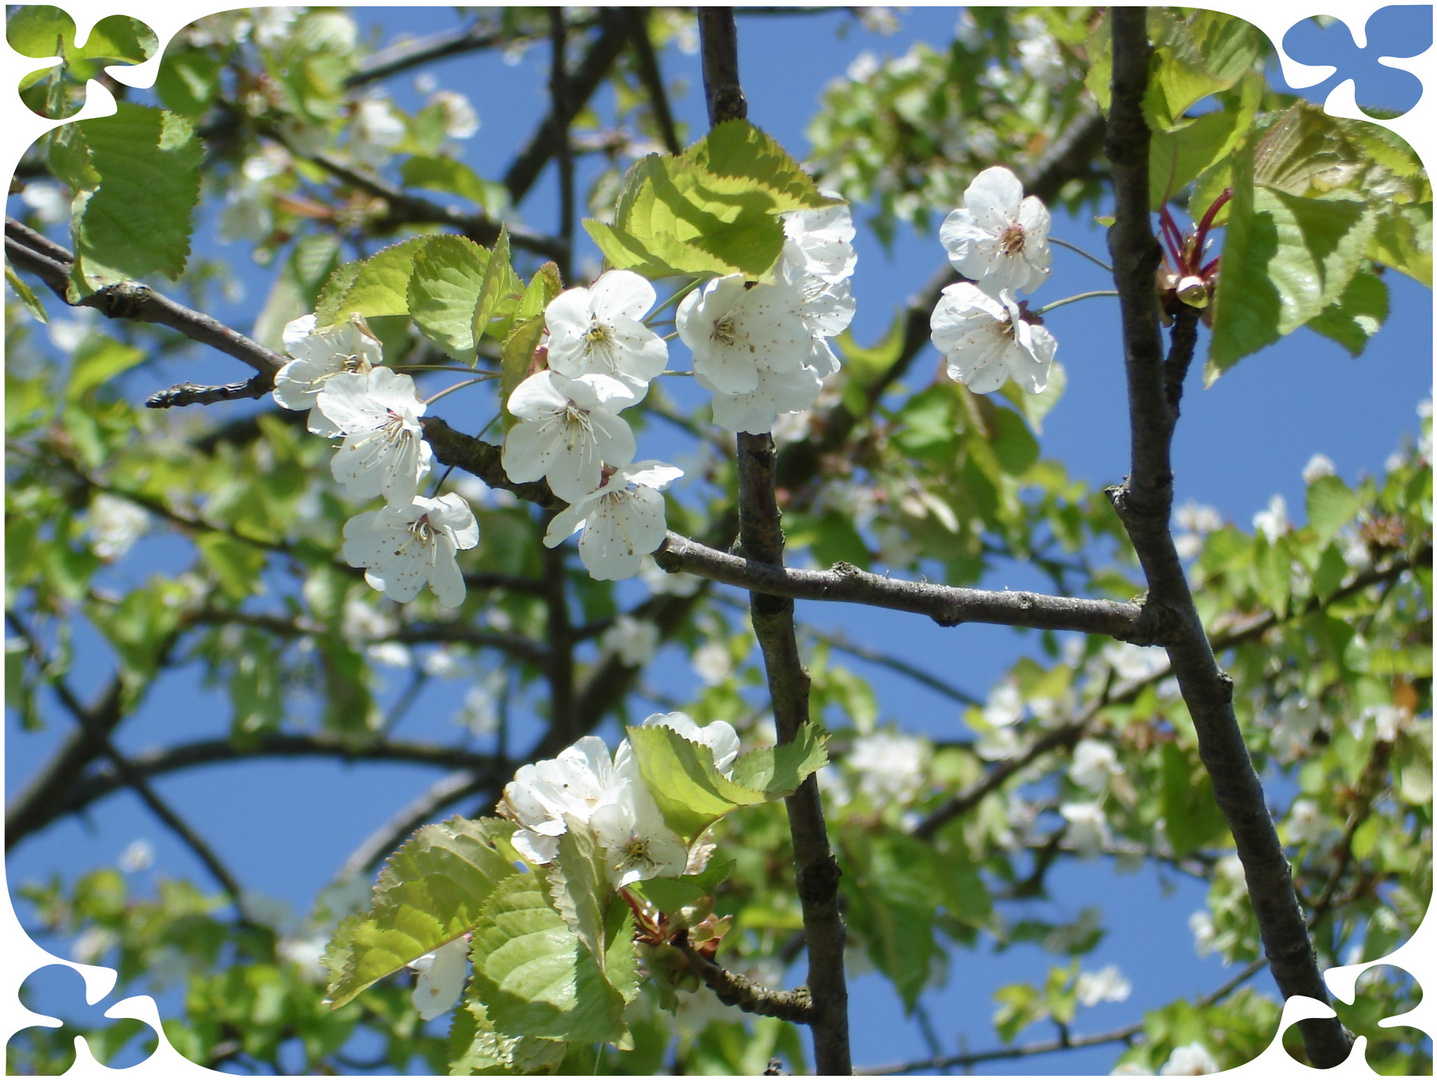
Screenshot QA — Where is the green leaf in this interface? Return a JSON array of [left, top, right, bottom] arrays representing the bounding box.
[[584, 119, 838, 280], [1000, 359, 1065, 434], [407, 234, 491, 361], [993, 982, 1046, 1043], [154, 49, 221, 117], [549, 824, 611, 974], [1306, 474, 1361, 547], [1252, 104, 1367, 198], [1254, 534, 1292, 615], [1306, 267, 1388, 357], [630, 858, 735, 916], [1369, 202, 1432, 287], [62, 104, 201, 295], [195, 533, 267, 601], [1207, 146, 1375, 382], [1309, 541, 1350, 604], [468, 872, 628, 1044], [315, 236, 432, 326], [400, 156, 502, 212], [499, 316, 546, 427], [626, 723, 770, 839], [1144, 10, 1261, 131], [842, 830, 941, 1011], [1159, 743, 1230, 857], [728, 721, 828, 799], [472, 228, 524, 343], [324, 817, 519, 1009], [448, 998, 567, 1076], [64, 335, 143, 401], [7, 5, 76, 58]]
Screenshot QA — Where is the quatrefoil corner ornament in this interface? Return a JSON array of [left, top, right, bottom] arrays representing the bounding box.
[[6, 962, 160, 1073], [1280, 6, 1432, 121], [1281, 963, 1431, 1071], [7, 4, 158, 119]]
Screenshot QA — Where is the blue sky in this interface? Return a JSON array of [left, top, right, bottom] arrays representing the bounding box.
[[4, 4, 1434, 1076]]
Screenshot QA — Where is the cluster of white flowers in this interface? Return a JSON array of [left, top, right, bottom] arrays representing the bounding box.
[[273, 314, 479, 607], [504, 203, 858, 581], [930, 166, 1057, 394], [497, 713, 739, 888], [1075, 964, 1132, 1007]]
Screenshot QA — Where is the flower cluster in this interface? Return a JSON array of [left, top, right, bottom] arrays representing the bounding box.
[[273, 314, 479, 607], [930, 166, 1057, 394], [497, 713, 739, 888], [501, 202, 858, 580], [677, 203, 857, 434]]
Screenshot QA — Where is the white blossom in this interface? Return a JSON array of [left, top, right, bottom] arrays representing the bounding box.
[[643, 712, 740, 776], [1160, 1043, 1219, 1075], [984, 682, 1025, 727], [1302, 453, 1336, 484], [88, 494, 149, 560], [678, 274, 813, 397], [1102, 642, 1168, 682], [543, 461, 683, 581], [502, 371, 636, 502], [341, 493, 479, 607], [939, 166, 1052, 295], [1268, 697, 1322, 762], [930, 283, 1055, 394], [601, 615, 659, 667], [589, 755, 690, 887], [1189, 910, 1217, 957], [1286, 799, 1329, 846], [350, 94, 407, 170], [1069, 739, 1123, 793], [708, 354, 826, 434], [428, 89, 479, 139], [19, 180, 69, 226], [1253, 494, 1288, 543], [118, 839, 154, 873], [272, 314, 383, 435], [692, 640, 734, 684], [317, 368, 433, 506], [1015, 16, 1067, 87], [1076, 965, 1132, 1007], [780, 200, 858, 284], [498, 735, 620, 864], [849, 731, 927, 803], [638, 554, 702, 596], [1060, 802, 1111, 857], [545, 271, 669, 402], [409, 937, 469, 1021]]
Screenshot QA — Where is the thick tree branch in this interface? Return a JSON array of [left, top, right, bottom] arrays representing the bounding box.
[[700, 11, 850, 1074], [1103, 10, 1351, 1068]]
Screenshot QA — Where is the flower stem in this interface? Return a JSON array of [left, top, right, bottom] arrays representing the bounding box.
[[1032, 290, 1119, 316], [646, 276, 705, 325], [1050, 235, 1113, 272], [423, 376, 493, 406]]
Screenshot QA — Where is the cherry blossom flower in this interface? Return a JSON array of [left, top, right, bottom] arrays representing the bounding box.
[[708, 357, 826, 435], [501, 371, 636, 502], [544, 270, 669, 402], [341, 493, 479, 607], [1253, 494, 1288, 542], [594, 746, 690, 886], [780, 200, 858, 284], [409, 936, 469, 1020], [939, 165, 1051, 295], [1075, 965, 1132, 1007], [87, 494, 148, 561], [543, 461, 683, 580], [1060, 801, 1111, 857], [848, 731, 928, 803], [1160, 1043, 1219, 1075], [317, 368, 433, 505], [930, 283, 1055, 394], [498, 735, 619, 864], [644, 712, 740, 776], [1302, 453, 1336, 484], [1068, 739, 1123, 793], [677, 274, 813, 397], [272, 314, 383, 435], [600, 615, 659, 667]]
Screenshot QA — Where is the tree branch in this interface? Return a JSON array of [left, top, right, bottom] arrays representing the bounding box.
[[675, 940, 817, 1024], [6, 217, 286, 391], [1103, 11, 1351, 1068], [657, 531, 1159, 639], [700, 10, 849, 1074]]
